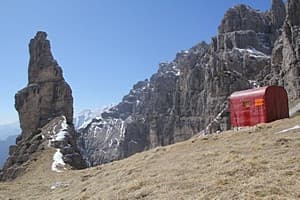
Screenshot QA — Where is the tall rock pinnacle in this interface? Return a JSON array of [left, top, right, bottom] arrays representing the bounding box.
[[0, 32, 85, 181], [15, 31, 73, 139], [28, 31, 62, 83]]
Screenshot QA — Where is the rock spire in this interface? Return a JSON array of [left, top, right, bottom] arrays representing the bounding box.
[[0, 31, 85, 181], [15, 31, 73, 139]]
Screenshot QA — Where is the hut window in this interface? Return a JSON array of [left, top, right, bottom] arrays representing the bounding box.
[[255, 98, 264, 106], [242, 100, 250, 108]]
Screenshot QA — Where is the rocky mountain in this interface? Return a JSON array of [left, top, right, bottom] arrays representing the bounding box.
[[261, 0, 300, 101], [1, 0, 299, 183], [77, 0, 297, 167], [0, 32, 86, 181], [74, 110, 100, 130], [73, 105, 114, 130]]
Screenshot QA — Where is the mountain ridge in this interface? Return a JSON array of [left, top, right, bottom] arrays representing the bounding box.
[[77, 0, 295, 167]]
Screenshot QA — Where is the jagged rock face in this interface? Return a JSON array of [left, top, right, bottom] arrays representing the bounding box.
[[218, 4, 278, 55], [41, 116, 86, 170], [28, 32, 63, 83], [0, 116, 85, 181], [262, 0, 300, 100], [77, 117, 126, 166], [0, 32, 85, 181], [175, 48, 270, 135], [78, 60, 181, 165], [269, 0, 286, 29], [15, 32, 73, 139], [287, 0, 300, 26], [218, 5, 270, 34], [78, 1, 289, 167]]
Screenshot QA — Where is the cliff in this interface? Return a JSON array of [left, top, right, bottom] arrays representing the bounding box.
[[77, 0, 292, 167], [261, 0, 300, 101]]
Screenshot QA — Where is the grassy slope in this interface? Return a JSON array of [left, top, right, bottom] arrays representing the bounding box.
[[1, 116, 300, 200]]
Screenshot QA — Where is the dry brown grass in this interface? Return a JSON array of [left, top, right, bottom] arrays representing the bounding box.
[[1, 116, 300, 199]]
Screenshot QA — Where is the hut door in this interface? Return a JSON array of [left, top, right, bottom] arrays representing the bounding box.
[[242, 100, 251, 126]]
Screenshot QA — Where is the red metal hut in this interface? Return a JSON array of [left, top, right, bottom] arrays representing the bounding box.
[[230, 86, 289, 127]]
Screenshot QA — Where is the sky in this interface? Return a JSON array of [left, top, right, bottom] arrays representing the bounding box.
[[0, 0, 272, 125]]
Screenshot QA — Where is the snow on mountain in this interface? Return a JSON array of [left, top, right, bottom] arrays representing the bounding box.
[[77, 117, 127, 166], [51, 149, 66, 173], [73, 105, 114, 130]]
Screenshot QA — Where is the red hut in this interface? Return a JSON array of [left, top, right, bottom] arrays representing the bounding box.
[[230, 86, 289, 127]]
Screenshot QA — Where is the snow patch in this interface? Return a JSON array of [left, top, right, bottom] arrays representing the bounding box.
[[50, 182, 69, 190], [51, 117, 68, 142], [276, 125, 300, 134], [51, 149, 66, 173], [248, 80, 260, 88], [78, 119, 93, 130], [201, 101, 229, 135], [234, 48, 270, 58], [129, 140, 138, 144], [120, 120, 126, 138], [74, 104, 115, 130], [136, 99, 141, 106], [100, 150, 107, 154], [178, 50, 189, 55], [224, 70, 242, 77]]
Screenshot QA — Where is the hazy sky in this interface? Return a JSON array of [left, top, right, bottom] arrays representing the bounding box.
[[0, 0, 271, 124]]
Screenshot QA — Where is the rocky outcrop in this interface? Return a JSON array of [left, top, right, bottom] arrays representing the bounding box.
[[0, 32, 85, 181], [15, 32, 73, 139], [262, 0, 300, 100], [78, 1, 287, 167], [218, 4, 270, 34], [269, 0, 286, 30], [217, 4, 281, 55]]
